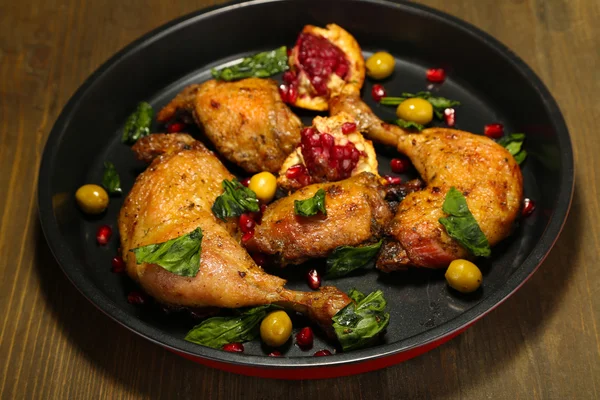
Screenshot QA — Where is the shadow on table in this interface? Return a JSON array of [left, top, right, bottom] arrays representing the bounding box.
[[32, 185, 582, 399]]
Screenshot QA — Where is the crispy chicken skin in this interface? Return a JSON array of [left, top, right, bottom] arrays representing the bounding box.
[[119, 134, 350, 329], [330, 95, 523, 270], [245, 173, 392, 265], [156, 78, 303, 174]]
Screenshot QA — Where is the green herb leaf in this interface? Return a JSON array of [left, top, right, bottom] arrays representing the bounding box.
[[438, 187, 491, 257], [347, 288, 366, 304], [102, 162, 122, 194], [211, 47, 289, 81], [380, 91, 460, 121], [326, 240, 383, 278], [184, 305, 276, 348], [332, 290, 390, 351], [394, 119, 425, 131], [497, 133, 527, 164], [131, 227, 203, 277], [294, 189, 327, 217], [121, 102, 154, 144], [212, 179, 260, 221]]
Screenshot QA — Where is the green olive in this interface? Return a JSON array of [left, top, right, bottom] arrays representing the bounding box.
[[260, 310, 292, 347], [445, 259, 483, 293], [396, 98, 434, 125], [365, 52, 396, 80], [75, 184, 109, 214]]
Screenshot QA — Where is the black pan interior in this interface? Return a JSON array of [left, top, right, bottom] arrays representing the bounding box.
[[38, 0, 573, 368]]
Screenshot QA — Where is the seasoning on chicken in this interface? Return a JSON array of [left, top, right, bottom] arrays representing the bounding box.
[[118, 134, 350, 331], [329, 94, 523, 270], [246, 172, 392, 265], [156, 78, 303, 174]]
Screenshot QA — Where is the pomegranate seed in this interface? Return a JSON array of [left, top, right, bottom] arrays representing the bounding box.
[[223, 343, 244, 353], [306, 269, 321, 290], [239, 213, 255, 233], [241, 230, 254, 242], [251, 252, 268, 267], [383, 175, 402, 185], [286, 164, 311, 186], [426, 68, 446, 83], [286, 48, 292, 57], [314, 350, 332, 357], [341, 122, 357, 134], [390, 158, 410, 174], [278, 84, 290, 103], [240, 177, 251, 187], [167, 122, 185, 133], [96, 225, 112, 245], [484, 123, 504, 139], [444, 108, 455, 127], [111, 256, 125, 273], [288, 84, 298, 104], [127, 291, 146, 305], [268, 351, 282, 357], [522, 198, 536, 217], [371, 84, 387, 102], [295, 327, 314, 350], [283, 71, 295, 83]]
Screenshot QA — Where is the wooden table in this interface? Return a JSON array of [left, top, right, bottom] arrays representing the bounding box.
[[1, 0, 598, 398]]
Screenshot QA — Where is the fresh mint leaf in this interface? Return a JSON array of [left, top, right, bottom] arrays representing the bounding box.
[[380, 91, 460, 121], [394, 119, 425, 131], [212, 179, 260, 221], [211, 47, 289, 81], [131, 227, 203, 277], [122, 102, 154, 144], [184, 305, 277, 348], [332, 290, 390, 351], [294, 188, 327, 217], [102, 161, 122, 194], [497, 133, 527, 164], [347, 288, 366, 304], [326, 240, 383, 278], [438, 187, 491, 257]]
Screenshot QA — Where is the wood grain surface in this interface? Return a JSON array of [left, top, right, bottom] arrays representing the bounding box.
[[1, 0, 598, 398]]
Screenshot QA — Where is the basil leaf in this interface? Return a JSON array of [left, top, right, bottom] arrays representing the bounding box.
[[212, 179, 260, 221], [332, 290, 390, 351], [497, 133, 527, 164], [380, 92, 460, 120], [394, 119, 425, 131], [131, 227, 203, 277], [211, 47, 289, 81], [184, 305, 276, 348], [122, 102, 154, 144], [326, 240, 383, 278], [294, 189, 327, 217], [102, 162, 122, 194], [438, 187, 491, 257]]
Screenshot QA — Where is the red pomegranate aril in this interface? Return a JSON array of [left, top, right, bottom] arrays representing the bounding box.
[[96, 225, 112, 245], [278, 84, 289, 103], [444, 108, 456, 127], [167, 122, 185, 133], [251, 252, 268, 267], [223, 343, 244, 353], [127, 291, 146, 305], [283, 70, 295, 84], [240, 177, 251, 187], [307, 269, 321, 290], [426, 68, 446, 83], [522, 198, 536, 217], [295, 327, 314, 349], [241, 230, 254, 242], [239, 213, 255, 233], [341, 122, 357, 134], [371, 84, 387, 102], [390, 158, 410, 174], [484, 123, 504, 139], [111, 256, 125, 273], [314, 350, 332, 357], [268, 351, 282, 357], [287, 84, 298, 104], [383, 175, 402, 185]]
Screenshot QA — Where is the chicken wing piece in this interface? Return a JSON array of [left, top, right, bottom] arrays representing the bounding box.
[[119, 134, 350, 329], [329, 94, 523, 270], [156, 78, 303, 174], [245, 172, 392, 265]]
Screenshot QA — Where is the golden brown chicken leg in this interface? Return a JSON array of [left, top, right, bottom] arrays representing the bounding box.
[[156, 78, 303, 174], [119, 134, 350, 329], [330, 94, 523, 270]]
